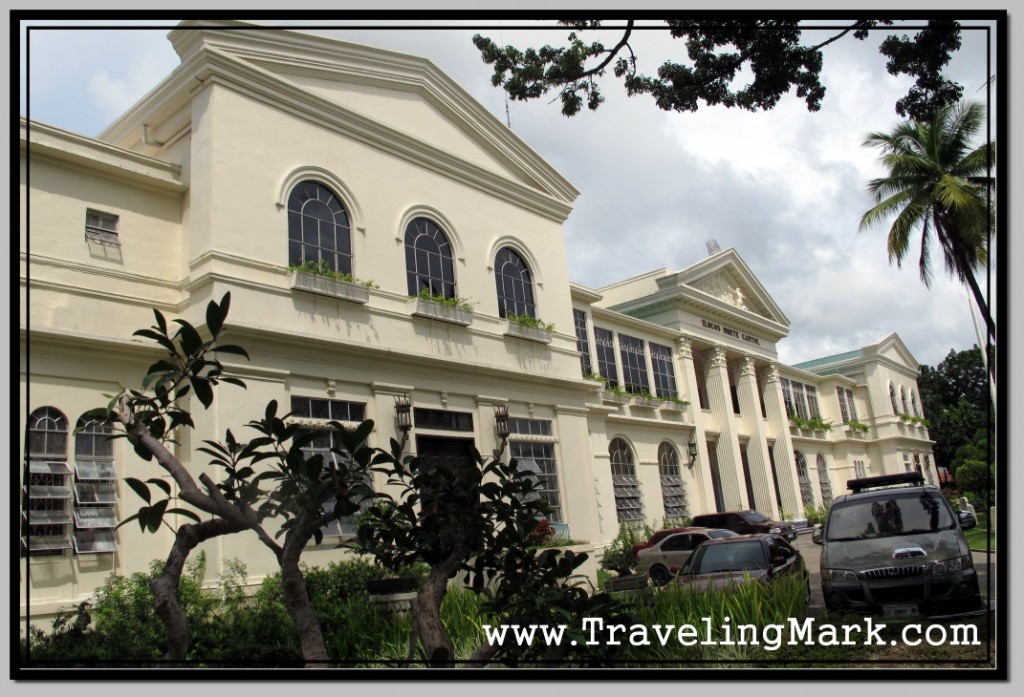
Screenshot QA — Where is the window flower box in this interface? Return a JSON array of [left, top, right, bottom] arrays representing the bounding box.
[[601, 390, 629, 404], [289, 271, 370, 304], [630, 396, 661, 409], [502, 321, 553, 344], [409, 297, 473, 326], [659, 400, 688, 413]]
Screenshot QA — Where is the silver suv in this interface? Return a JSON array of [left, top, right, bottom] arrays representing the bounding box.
[[813, 472, 980, 617]]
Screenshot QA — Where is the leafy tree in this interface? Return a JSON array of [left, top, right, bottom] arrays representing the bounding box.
[[473, 19, 964, 121], [917, 345, 994, 474], [357, 444, 627, 666], [90, 293, 374, 664], [859, 100, 996, 342], [954, 458, 994, 506]]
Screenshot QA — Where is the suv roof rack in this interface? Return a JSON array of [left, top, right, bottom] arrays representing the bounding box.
[[847, 471, 924, 493]]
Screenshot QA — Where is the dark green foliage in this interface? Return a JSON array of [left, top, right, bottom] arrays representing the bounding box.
[[598, 522, 655, 575], [918, 346, 994, 474], [473, 19, 964, 120], [955, 459, 994, 507]]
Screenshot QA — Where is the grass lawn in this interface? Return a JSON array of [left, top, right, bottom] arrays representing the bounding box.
[[963, 512, 995, 550]]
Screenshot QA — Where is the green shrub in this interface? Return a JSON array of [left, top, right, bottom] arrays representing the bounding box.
[[599, 521, 656, 575]]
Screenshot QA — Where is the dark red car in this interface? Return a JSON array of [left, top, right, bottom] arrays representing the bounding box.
[[631, 527, 697, 557], [690, 510, 798, 541]]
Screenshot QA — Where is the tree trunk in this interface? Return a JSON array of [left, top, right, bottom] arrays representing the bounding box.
[[151, 518, 247, 663], [411, 542, 470, 667], [280, 528, 330, 665]]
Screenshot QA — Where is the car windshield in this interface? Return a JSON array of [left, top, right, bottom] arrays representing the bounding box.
[[693, 540, 766, 573], [826, 491, 955, 542], [741, 510, 770, 523], [708, 529, 738, 539]]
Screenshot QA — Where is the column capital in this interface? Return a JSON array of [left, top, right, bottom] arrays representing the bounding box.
[[708, 346, 728, 369], [737, 355, 757, 378], [676, 335, 694, 359], [763, 363, 781, 384]]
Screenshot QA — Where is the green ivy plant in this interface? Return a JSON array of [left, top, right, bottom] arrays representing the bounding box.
[[897, 412, 931, 428], [415, 288, 474, 311], [505, 312, 555, 333], [789, 415, 834, 431], [289, 259, 379, 288], [846, 419, 870, 433], [583, 372, 608, 383]]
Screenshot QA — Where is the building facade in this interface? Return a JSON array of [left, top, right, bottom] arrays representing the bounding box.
[[19, 21, 935, 622]]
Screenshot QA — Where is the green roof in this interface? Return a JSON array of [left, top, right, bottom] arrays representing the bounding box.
[[792, 348, 864, 372]]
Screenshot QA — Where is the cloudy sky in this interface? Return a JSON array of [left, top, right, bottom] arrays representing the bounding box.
[[18, 15, 1000, 368]]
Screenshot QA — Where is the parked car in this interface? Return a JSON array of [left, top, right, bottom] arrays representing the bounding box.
[[635, 528, 738, 585], [958, 509, 978, 530], [690, 510, 798, 540], [631, 527, 697, 557], [814, 472, 980, 617], [674, 534, 809, 596]]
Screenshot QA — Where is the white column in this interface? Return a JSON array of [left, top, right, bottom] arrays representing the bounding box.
[[762, 363, 801, 517], [735, 356, 777, 517], [704, 346, 745, 510], [675, 336, 711, 515]]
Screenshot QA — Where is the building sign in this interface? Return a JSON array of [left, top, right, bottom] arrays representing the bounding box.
[[701, 318, 761, 346]]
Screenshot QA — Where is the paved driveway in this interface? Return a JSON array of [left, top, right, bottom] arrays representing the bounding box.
[[791, 533, 995, 615]]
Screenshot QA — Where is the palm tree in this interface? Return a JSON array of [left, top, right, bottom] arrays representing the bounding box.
[[859, 100, 995, 341]]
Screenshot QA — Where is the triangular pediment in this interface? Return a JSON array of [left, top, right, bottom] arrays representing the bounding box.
[[100, 20, 578, 221], [666, 248, 789, 327], [868, 333, 920, 371]]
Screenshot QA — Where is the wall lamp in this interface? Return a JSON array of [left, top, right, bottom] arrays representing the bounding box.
[[493, 405, 510, 460], [393, 394, 412, 452], [687, 437, 699, 470]]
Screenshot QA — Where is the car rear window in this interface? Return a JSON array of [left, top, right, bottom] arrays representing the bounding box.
[[694, 540, 766, 573], [826, 490, 955, 542]]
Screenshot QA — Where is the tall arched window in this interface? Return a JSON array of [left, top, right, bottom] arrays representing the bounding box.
[[405, 217, 455, 298], [794, 450, 814, 509], [657, 442, 688, 521], [609, 438, 642, 522], [494, 247, 535, 318], [889, 383, 899, 413], [900, 386, 909, 414], [911, 390, 920, 417], [287, 180, 352, 275], [73, 416, 119, 552], [23, 407, 71, 554], [816, 454, 833, 505]]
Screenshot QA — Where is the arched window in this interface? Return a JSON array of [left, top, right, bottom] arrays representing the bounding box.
[[493, 247, 535, 319], [794, 450, 814, 509], [889, 383, 899, 414], [73, 416, 119, 552], [287, 180, 352, 275], [405, 217, 455, 298], [911, 390, 920, 417], [657, 442, 688, 521], [23, 407, 71, 554], [900, 386, 909, 414], [609, 438, 642, 522], [816, 454, 833, 505]]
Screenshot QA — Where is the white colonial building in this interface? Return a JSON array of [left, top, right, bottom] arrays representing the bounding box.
[[19, 21, 935, 622]]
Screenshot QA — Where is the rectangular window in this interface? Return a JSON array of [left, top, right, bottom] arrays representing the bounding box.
[[805, 385, 820, 418], [295, 426, 375, 538], [612, 475, 644, 522], [291, 397, 365, 423], [594, 327, 619, 388], [618, 334, 650, 394], [836, 386, 850, 423], [649, 342, 678, 399], [510, 440, 562, 523], [23, 462, 73, 555], [780, 378, 795, 418], [414, 408, 473, 432], [85, 209, 121, 247], [573, 310, 593, 377], [791, 382, 809, 419], [845, 388, 858, 422], [508, 418, 552, 437]]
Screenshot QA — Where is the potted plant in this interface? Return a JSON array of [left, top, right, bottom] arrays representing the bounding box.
[[502, 312, 555, 344], [409, 288, 474, 325]]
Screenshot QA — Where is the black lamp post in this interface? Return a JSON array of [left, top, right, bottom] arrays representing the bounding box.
[[493, 405, 510, 460], [394, 394, 412, 452], [687, 437, 699, 469]]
